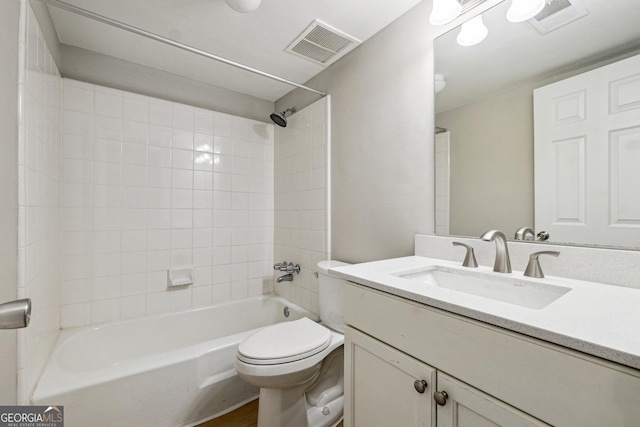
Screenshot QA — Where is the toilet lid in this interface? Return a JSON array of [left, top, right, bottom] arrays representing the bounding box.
[[238, 318, 331, 365]]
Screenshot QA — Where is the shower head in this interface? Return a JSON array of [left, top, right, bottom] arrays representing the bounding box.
[[270, 108, 296, 127]]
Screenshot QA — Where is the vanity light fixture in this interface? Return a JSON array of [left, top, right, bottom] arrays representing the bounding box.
[[225, 0, 261, 13], [506, 0, 546, 22], [429, 0, 463, 26], [456, 15, 488, 46]]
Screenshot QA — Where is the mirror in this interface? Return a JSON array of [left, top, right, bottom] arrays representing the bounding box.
[[434, 0, 640, 248]]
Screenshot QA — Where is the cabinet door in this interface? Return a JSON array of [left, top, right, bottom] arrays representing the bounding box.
[[345, 326, 436, 427], [435, 373, 549, 427]]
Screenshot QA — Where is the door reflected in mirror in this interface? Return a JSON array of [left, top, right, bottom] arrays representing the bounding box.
[[434, 0, 640, 249]]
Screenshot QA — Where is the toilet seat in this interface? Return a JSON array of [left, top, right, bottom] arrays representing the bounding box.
[[238, 318, 331, 365]]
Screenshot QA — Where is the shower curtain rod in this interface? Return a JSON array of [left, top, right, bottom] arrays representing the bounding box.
[[38, 0, 327, 97]]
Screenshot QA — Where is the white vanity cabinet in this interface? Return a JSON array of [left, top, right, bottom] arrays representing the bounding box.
[[434, 373, 548, 427], [345, 327, 546, 427], [345, 326, 436, 426], [344, 282, 640, 427]]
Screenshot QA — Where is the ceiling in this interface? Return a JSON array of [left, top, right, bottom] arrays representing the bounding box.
[[435, 0, 640, 113], [46, 0, 423, 102]]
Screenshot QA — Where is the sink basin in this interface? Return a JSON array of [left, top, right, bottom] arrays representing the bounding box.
[[391, 267, 570, 309]]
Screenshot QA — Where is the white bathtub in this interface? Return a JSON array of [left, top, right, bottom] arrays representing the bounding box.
[[33, 295, 317, 427]]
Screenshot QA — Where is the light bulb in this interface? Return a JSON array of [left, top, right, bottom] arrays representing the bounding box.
[[225, 0, 261, 13], [429, 0, 462, 26], [506, 0, 545, 23], [457, 15, 488, 47]]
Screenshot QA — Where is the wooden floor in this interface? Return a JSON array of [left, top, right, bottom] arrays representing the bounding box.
[[197, 400, 344, 427]]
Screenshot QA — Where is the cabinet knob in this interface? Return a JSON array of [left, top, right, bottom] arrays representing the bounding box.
[[413, 380, 428, 394], [434, 390, 448, 406]]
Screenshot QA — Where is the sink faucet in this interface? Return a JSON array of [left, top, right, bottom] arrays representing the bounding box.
[[514, 227, 535, 241], [480, 230, 512, 273]]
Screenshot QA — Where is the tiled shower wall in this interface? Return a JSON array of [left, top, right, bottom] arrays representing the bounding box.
[[17, 2, 63, 403], [60, 79, 275, 328], [273, 97, 330, 313]]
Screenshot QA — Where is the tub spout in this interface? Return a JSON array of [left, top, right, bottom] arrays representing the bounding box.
[[276, 273, 293, 283]]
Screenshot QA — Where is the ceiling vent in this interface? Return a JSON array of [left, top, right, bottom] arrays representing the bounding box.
[[286, 20, 360, 66], [528, 0, 589, 34]]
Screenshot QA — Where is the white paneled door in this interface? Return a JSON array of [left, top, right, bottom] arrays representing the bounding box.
[[534, 54, 640, 247]]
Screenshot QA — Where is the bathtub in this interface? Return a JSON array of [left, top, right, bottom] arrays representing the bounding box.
[[33, 295, 317, 427]]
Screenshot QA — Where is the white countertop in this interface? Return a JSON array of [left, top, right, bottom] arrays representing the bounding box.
[[330, 256, 640, 370]]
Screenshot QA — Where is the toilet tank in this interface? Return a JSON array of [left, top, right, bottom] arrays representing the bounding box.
[[317, 260, 350, 333]]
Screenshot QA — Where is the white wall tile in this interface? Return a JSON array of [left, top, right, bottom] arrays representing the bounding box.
[[120, 295, 146, 319], [212, 282, 231, 303], [272, 98, 329, 312], [148, 146, 171, 168], [192, 285, 212, 307], [64, 110, 93, 136], [214, 113, 232, 137], [194, 110, 214, 134], [148, 125, 172, 147], [61, 303, 91, 328], [94, 116, 122, 140], [92, 299, 120, 324], [149, 99, 172, 126], [172, 130, 194, 150], [123, 95, 149, 123], [173, 106, 194, 131], [95, 90, 123, 119], [146, 292, 171, 314], [94, 139, 122, 163], [58, 79, 274, 331], [148, 166, 172, 188], [120, 273, 146, 297]]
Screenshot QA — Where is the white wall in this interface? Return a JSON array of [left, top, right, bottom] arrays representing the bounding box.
[[273, 97, 330, 313], [23, 0, 273, 122], [437, 85, 534, 237], [59, 79, 275, 328], [276, 1, 435, 263], [61, 45, 273, 123], [0, 0, 21, 405]]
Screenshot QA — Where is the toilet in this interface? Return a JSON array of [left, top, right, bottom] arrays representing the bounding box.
[[235, 260, 349, 427]]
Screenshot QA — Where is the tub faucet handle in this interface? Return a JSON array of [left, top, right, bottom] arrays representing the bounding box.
[[274, 261, 289, 271], [452, 242, 478, 268], [286, 263, 301, 274]]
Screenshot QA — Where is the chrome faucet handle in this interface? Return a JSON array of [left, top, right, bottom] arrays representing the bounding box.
[[524, 251, 560, 278], [278, 261, 290, 272], [452, 242, 478, 268], [286, 263, 301, 274]]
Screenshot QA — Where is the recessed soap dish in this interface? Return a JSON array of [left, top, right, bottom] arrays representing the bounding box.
[[168, 267, 194, 287]]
